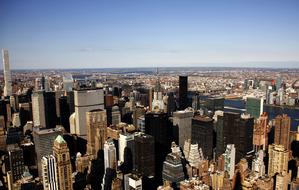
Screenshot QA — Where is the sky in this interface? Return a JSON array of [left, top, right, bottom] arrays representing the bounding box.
[[0, 0, 299, 69]]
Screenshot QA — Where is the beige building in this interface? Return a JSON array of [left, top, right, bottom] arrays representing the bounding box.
[[274, 114, 291, 150], [53, 135, 72, 190], [253, 112, 270, 151], [268, 144, 289, 177], [86, 109, 107, 157]]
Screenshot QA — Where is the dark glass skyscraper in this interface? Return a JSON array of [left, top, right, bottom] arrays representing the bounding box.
[[179, 76, 188, 110]]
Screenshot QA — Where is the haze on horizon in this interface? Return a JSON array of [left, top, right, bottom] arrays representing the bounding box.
[[0, 0, 299, 69]]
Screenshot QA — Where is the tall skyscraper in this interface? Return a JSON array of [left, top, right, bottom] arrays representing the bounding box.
[[118, 133, 134, 163], [73, 88, 104, 138], [41, 155, 58, 190], [2, 49, 12, 97], [253, 112, 270, 151], [191, 115, 214, 159], [246, 97, 263, 119], [223, 144, 236, 180], [53, 135, 73, 190], [8, 146, 25, 182], [172, 110, 193, 148], [32, 91, 57, 128], [86, 109, 107, 157], [33, 127, 62, 176], [274, 114, 291, 150], [217, 112, 254, 162], [268, 144, 289, 177], [104, 140, 117, 170], [179, 76, 188, 110], [134, 133, 155, 177]]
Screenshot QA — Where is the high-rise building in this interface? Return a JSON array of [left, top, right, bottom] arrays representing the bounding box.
[[118, 133, 134, 163], [188, 143, 201, 168], [191, 115, 214, 159], [0, 116, 6, 150], [275, 171, 291, 190], [162, 142, 184, 187], [274, 114, 291, 150], [246, 97, 263, 119], [32, 91, 57, 128], [124, 173, 142, 190], [217, 112, 254, 162], [253, 113, 270, 151], [73, 88, 104, 138], [8, 146, 25, 182], [223, 144, 236, 180], [59, 96, 70, 132], [134, 133, 155, 177], [172, 110, 193, 148], [179, 76, 188, 110], [53, 135, 72, 190], [268, 144, 289, 177], [251, 150, 265, 178], [111, 106, 121, 125], [104, 140, 117, 170], [145, 112, 172, 179], [86, 109, 107, 157], [33, 127, 62, 176], [2, 49, 12, 97], [41, 155, 58, 190]]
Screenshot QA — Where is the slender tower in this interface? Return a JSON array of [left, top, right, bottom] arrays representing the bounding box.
[[2, 49, 12, 96]]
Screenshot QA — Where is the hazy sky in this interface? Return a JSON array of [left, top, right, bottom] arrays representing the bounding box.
[[0, 0, 299, 69]]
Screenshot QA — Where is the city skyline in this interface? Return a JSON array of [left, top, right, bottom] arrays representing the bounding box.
[[1, 0, 299, 69]]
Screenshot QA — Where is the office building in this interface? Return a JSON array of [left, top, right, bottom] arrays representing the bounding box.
[[162, 143, 185, 186], [73, 88, 104, 138], [32, 91, 57, 128], [59, 96, 70, 132], [104, 140, 117, 170], [246, 97, 263, 119], [41, 155, 58, 190], [53, 135, 72, 190], [6, 126, 22, 145], [172, 110, 193, 148], [253, 113, 270, 151], [223, 144, 236, 179], [2, 49, 12, 97], [188, 143, 201, 168], [86, 109, 107, 157], [124, 173, 142, 190], [179, 76, 188, 110], [275, 171, 291, 190], [33, 127, 62, 176], [251, 150, 265, 178], [274, 114, 291, 150], [191, 115, 214, 159], [118, 133, 134, 163], [217, 112, 254, 162], [268, 144, 289, 177], [134, 133, 155, 177], [111, 106, 121, 125], [0, 116, 6, 150], [8, 146, 25, 182]]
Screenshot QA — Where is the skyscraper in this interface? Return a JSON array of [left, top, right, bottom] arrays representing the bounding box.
[[172, 110, 193, 148], [53, 135, 72, 190], [73, 88, 104, 138], [8, 146, 25, 182], [86, 109, 107, 157], [268, 144, 289, 177], [191, 115, 214, 159], [134, 133, 155, 177], [274, 114, 291, 150], [33, 127, 62, 176], [2, 49, 12, 97], [104, 140, 117, 170], [223, 144, 236, 180], [246, 97, 263, 119], [253, 112, 270, 151], [41, 155, 58, 190], [179, 76, 188, 110]]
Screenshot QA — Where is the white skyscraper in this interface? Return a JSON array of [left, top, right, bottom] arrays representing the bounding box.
[[2, 49, 12, 96], [104, 140, 117, 170], [41, 155, 58, 190], [223, 144, 236, 179], [73, 88, 104, 138], [32, 91, 46, 127]]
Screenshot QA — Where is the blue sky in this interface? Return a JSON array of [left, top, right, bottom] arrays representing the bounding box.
[[0, 0, 299, 69]]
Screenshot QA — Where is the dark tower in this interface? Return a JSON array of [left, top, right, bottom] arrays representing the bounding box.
[[179, 76, 188, 110], [44, 91, 57, 129], [59, 96, 70, 132]]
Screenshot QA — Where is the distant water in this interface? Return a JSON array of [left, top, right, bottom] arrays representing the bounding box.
[[224, 99, 299, 131]]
